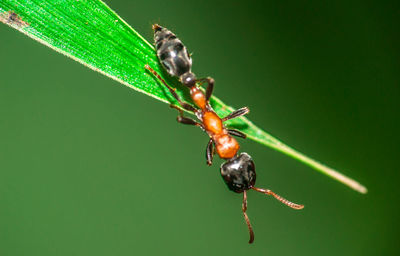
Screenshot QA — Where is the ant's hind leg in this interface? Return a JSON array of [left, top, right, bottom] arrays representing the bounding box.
[[145, 64, 197, 113], [222, 107, 250, 122], [197, 77, 215, 102], [205, 138, 215, 166], [170, 105, 203, 128]]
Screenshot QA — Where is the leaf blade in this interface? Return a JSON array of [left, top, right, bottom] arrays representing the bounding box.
[[0, 0, 367, 193]]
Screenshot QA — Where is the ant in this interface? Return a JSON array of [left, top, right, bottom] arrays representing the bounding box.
[[145, 24, 304, 244]]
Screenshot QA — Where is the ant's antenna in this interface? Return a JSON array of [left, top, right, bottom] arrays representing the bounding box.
[[252, 187, 304, 210], [242, 190, 255, 244]]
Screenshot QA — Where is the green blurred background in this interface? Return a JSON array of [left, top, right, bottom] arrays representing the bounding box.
[[1, 0, 399, 255]]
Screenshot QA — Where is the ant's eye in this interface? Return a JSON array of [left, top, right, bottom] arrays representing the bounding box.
[[220, 153, 256, 193]]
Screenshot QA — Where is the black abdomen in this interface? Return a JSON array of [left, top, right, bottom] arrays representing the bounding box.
[[154, 25, 192, 77]]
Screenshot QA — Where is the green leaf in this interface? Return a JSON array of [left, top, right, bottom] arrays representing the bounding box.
[[0, 0, 367, 193]]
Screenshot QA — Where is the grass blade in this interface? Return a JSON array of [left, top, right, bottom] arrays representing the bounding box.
[[0, 0, 367, 193]]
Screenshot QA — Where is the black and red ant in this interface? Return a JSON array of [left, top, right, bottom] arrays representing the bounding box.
[[145, 24, 304, 244]]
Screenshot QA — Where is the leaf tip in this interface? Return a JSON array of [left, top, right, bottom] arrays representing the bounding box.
[[357, 185, 368, 194]]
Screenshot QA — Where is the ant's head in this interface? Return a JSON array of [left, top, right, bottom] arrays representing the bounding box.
[[220, 152, 256, 193], [180, 72, 197, 87], [221, 152, 304, 244]]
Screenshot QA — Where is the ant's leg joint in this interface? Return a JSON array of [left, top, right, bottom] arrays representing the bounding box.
[[197, 77, 215, 102]]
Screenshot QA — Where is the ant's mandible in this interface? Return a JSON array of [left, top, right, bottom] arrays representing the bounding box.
[[145, 24, 304, 244]]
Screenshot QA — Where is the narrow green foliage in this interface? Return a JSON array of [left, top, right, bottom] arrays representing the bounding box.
[[0, 0, 367, 193]]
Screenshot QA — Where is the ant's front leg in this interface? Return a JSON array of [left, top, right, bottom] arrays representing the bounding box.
[[205, 138, 215, 166], [197, 77, 215, 102]]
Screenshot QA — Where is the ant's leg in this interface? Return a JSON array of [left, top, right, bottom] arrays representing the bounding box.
[[197, 77, 215, 102], [177, 116, 200, 126], [145, 64, 197, 113], [227, 129, 246, 139], [205, 138, 215, 166], [170, 105, 204, 128], [222, 107, 249, 122]]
